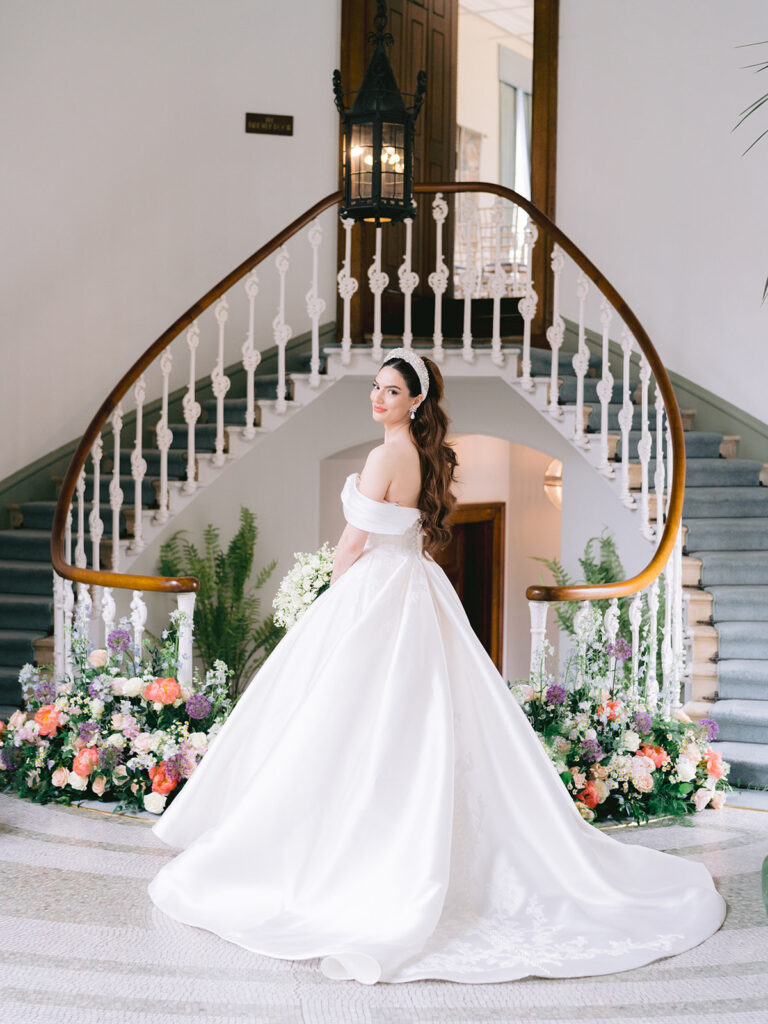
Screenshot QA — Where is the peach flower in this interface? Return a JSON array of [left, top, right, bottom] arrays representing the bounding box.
[[632, 774, 654, 793], [632, 754, 657, 776], [8, 709, 28, 729], [132, 733, 154, 755], [576, 781, 600, 809], [704, 749, 724, 780], [693, 787, 712, 812], [0, 721, 5, 737], [51, 766, 69, 787], [638, 744, 669, 769], [571, 769, 587, 789], [87, 649, 108, 669], [34, 704, 63, 737], [72, 746, 100, 778], [91, 775, 107, 797], [148, 761, 178, 795], [144, 677, 181, 705], [710, 790, 726, 810]]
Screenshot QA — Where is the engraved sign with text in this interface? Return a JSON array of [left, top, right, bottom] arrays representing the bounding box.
[[245, 113, 294, 136]]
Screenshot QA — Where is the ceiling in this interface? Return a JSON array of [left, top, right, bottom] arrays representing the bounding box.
[[458, 1, 534, 44]]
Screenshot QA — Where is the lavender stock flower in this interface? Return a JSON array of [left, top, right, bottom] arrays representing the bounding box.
[[580, 738, 604, 763], [185, 694, 212, 720]]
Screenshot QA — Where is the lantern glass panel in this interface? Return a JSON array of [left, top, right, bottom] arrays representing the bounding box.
[[380, 123, 405, 202], [349, 122, 374, 202]]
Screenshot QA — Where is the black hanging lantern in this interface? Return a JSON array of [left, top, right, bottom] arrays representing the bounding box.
[[333, 1, 426, 225]]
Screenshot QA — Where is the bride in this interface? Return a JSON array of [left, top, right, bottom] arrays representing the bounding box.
[[148, 348, 727, 985]]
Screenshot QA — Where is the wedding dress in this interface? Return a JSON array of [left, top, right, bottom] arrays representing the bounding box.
[[147, 472, 727, 984]]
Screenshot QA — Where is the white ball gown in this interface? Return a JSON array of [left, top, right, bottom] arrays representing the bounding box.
[[147, 471, 727, 985]]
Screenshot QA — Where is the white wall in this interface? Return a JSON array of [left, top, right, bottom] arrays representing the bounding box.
[[0, 0, 341, 482], [557, 0, 767, 424]]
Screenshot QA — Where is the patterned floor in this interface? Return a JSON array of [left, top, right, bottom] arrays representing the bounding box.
[[1, 792, 767, 1024]]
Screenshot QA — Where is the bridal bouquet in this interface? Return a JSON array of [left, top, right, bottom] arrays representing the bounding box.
[[510, 643, 731, 826], [0, 611, 233, 815], [272, 541, 336, 629]]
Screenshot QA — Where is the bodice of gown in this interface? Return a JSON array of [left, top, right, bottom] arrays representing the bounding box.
[[340, 472, 423, 555]]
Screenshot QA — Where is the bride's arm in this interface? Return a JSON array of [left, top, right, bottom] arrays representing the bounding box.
[[329, 522, 368, 585], [330, 447, 394, 585]]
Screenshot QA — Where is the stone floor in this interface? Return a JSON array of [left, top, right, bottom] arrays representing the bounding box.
[[0, 791, 767, 1024]]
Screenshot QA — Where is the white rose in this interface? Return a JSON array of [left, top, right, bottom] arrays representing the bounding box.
[[149, 731, 165, 752], [676, 758, 697, 783], [584, 728, 597, 741], [67, 771, 88, 790], [143, 792, 167, 814], [187, 732, 209, 754], [110, 676, 129, 696], [122, 677, 144, 698], [105, 733, 126, 749], [89, 698, 105, 718], [622, 730, 641, 752]]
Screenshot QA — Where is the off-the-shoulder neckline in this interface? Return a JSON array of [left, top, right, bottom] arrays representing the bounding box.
[[351, 473, 420, 512]]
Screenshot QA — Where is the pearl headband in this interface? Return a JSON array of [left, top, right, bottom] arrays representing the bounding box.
[[382, 347, 429, 400]]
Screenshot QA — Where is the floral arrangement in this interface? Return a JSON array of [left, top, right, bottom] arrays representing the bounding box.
[[509, 638, 731, 826], [272, 541, 336, 629], [0, 612, 233, 815]]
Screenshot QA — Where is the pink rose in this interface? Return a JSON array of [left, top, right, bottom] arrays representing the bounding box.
[[633, 774, 654, 793], [710, 790, 726, 810], [73, 746, 99, 778], [8, 710, 27, 729], [693, 787, 712, 812], [91, 774, 107, 797], [51, 766, 69, 787], [132, 733, 154, 755], [87, 649, 108, 669]]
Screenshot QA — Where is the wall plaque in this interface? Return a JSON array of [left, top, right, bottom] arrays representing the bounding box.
[[245, 113, 294, 136]]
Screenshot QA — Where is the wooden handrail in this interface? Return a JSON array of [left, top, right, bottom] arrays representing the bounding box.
[[415, 182, 685, 603], [51, 181, 683, 608], [50, 190, 343, 593]]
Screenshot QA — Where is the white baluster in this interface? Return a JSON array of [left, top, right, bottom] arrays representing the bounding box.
[[546, 243, 565, 418], [397, 216, 419, 351], [128, 376, 147, 553], [88, 434, 104, 624], [571, 272, 590, 448], [595, 299, 615, 476], [74, 468, 91, 631], [273, 246, 293, 413], [646, 578, 660, 711], [154, 349, 173, 524], [182, 323, 201, 496], [528, 600, 549, 681], [428, 193, 449, 364], [628, 592, 643, 702], [653, 384, 665, 533], [63, 506, 74, 678], [368, 227, 388, 363], [458, 257, 478, 364], [670, 524, 685, 713], [211, 297, 231, 467], [664, 417, 674, 524], [241, 271, 261, 439], [618, 327, 636, 508], [517, 219, 538, 391], [305, 219, 326, 387], [176, 591, 196, 686], [52, 571, 65, 681], [488, 197, 507, 367], [603, 598, 620, 692], [101, 587, 116, 647], [130, 590, 147, 657], [661, 547, 674, 708], [637, 355, 654, 540], [572, 601, 591, 690], [337, 218, 357, 366], [109, 404, 123, 571]]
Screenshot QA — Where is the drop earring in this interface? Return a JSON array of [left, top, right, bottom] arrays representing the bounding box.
[[410, 407, 416, 420]]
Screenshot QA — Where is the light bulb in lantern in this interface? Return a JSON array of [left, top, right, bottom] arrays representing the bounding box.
[[364, 154, 373, 166], [350, 145, 363, 158]]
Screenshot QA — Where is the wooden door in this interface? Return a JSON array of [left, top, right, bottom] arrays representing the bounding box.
[[434, 502, 505, 672], [339, 0, 458, 343]]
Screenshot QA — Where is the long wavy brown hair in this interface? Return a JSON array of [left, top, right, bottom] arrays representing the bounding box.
[[382, 355, 457, 556]]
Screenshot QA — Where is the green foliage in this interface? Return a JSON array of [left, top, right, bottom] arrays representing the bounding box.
[[158, 508, 283, 696]]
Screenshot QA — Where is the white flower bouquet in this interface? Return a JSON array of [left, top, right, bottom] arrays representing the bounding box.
[[272, 541, 336, 629]]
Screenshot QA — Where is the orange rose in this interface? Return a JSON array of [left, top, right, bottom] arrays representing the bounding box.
[[0, 720, 5, 736], [595, 699, 623, 722], [143, 677, 181, 704], [704, 749, 724, 780], [576, 781, 600, 809], [639, 744, 669, 769], [148, 761, 179, 795], [34, 704, 63, 737], [72, 746, 100, 778]]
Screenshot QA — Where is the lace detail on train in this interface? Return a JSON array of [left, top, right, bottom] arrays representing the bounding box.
[[147, 464, 727, 985]]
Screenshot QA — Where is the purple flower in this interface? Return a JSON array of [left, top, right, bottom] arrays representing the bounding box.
[[544, 684, 567, 706], [0, 748, 19, 771], [163, 755, 182, 782], [580, 738, 604, 763], [33, 679, 57, 706], [107, 628, 132, 653], [633, 710, 653, 734], [607, 638, 632, 664], [87, 675, 112, 701], [78, 720, 100, 744], [185, 694, 212, 720], [699, 717, 719, 742]]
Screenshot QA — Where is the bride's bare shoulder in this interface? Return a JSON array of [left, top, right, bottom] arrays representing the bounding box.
[[358, 445, 396, 501]]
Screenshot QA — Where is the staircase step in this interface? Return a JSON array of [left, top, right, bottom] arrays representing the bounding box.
[[200, 398, 265, 427], [708, 698, 768, 744], [716, 621, 768, 661], [0, 529, 54, 562], [692, 623, 718, 662], [718, 660, 768, 700], [698, 550, 768, 586], [0, 665, 24, 707], [677, 458, 762, 488], [709, 585, 768, 623], [18, 501, 127, 536], [529, 348, 600, 376], [684, 518, 768, 553], [617, 430, 722, 460], [82, 475, 157, 507], [0, 560, 53, 596], [586, 403, 695, 433], [110, 449, 190, 480], [0, 594, 53, 632], [167, 423, 225, 453], [682, 487, 768, 519], [685, 587, 713, 625], [291, 351, 328, 375], [708, 739, 768, 788], [0, 628, 46, 668], [558, 377, 609, 404]]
